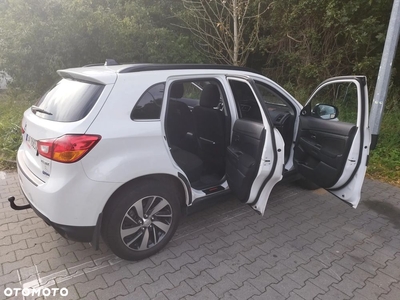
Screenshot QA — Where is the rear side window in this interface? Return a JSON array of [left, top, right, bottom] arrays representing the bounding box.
[[35, 79, 104, 122], [131, 83, 165, 120]]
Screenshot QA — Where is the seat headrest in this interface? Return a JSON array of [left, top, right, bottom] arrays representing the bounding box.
[[200, 84, 220, 108], [170, 83, 184, 99]]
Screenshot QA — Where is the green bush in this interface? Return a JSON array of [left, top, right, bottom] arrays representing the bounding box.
[[0, 91, 32, 169]]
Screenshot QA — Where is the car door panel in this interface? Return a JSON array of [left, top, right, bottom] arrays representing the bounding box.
[[295, 117, 358, 187], [226, 119, 265, 202], [294, 76, 370, 208]]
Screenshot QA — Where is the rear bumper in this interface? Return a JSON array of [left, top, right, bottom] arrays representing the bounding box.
[[9, 190, 96, 243]]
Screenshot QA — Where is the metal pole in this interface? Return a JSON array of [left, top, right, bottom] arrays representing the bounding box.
[[369, 0, 400, 150]]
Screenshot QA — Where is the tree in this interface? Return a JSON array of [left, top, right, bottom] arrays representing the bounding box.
[[180, 0, 269, 66]]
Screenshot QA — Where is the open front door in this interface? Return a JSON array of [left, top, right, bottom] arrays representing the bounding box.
[[294, 76, 371, 208], [225, 77, 285, 215]]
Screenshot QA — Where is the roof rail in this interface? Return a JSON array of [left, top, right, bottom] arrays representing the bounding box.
[[83, 63, 104, 67], [119, 64, 259, 74]]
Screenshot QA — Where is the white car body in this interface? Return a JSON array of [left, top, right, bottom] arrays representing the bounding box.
[[13, 63, 371, 258]]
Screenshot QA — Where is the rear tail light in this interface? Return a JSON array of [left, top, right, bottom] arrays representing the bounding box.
[[37, 134, 101, 163]]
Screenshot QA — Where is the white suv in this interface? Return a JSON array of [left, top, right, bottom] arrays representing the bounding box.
[[12, 62, 371, 260]]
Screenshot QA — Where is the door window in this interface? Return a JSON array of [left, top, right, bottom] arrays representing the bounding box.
[[308, 82, 358, 125], [229, 80, 262, 122], [131, 83, 165, 120]]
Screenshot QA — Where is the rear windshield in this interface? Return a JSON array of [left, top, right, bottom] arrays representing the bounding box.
[[34, 79, 104, 122]]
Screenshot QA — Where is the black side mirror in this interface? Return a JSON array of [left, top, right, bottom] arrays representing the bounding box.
[[312, 104, 338, 120]]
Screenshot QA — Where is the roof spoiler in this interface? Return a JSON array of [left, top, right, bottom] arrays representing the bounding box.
[[83, 59, 119, 68]]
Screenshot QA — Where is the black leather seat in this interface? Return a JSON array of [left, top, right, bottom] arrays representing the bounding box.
[[193, 84, 225, 170], [167, 83, 203, 183], [166, 83, 193, 148]]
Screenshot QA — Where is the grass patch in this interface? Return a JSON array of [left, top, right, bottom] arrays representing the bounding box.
[[0, 91, 33, 169], [368, 112, 400, 186]]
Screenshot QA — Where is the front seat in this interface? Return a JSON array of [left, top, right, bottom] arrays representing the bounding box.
[[193, 84, 225, 172]]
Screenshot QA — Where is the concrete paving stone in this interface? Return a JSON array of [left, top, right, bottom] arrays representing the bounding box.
[[142, 275, 174, 299], [332, 277, 363, 297], [95, 280, 128, 300], [336, 254, 364, 272], [163, 281, 195, 300], [48, 252, 78, 271], [167, 241, 194, 257], [321, 261, 351, 281], [31, 248, 60, 265], [185, 271, 216, 292], [127, 258, 156, 276], [315, 249, 341, 267], [2, 256, 32, 275], [226, 266, 256, 286], [41, 237, 69, 252], [75, 275, 107, 298], [115, 286, 150, 300], [121, 270, 152, 293], [184, 287, 218, 300], [80, 291, 98, 300], [0, 240, 27, 256], [166, 253, 195, 271], [240, 246, 267, 262], [344, 266, 374, 286], [187, 257, 215, 276], [164, 266, 195, 287], [203, 239, 229, 253], [380, 286, 400, 300], [271, 276, 302, 298], [286, 266, 315, 286], [15, 244, 43, 260], [265, 223, 287, 237], [101, 266, 132, 287], [218, 231, 244, 246], [233, 226, 259, 239], [202, 228, 227, 242], [21, 220, 47, 233], [317, 286, 351, 300], [355, 280, 387, 300], [294, 280, 325, 299], [225, 281, 260, 300], [255, 238, 280, 253], [265, 259, 295, 281], [248, 219, 272, 232], [207, 277, 238, 298], [357, 257, 385, 276], [221, 253, 250, 272], [186, 245, 213, 262], [144, 261, 175, 281], [206, 262, 235, 281], [377, 244, 400, 259], [252, 286, 286, 300], [25, 234, 52, 248], [205, 249, 233, 267], [0, 271, 19, 286], [319, 232, 345, 247], [287, 236, 314, 253], [366, 270, 397, 292], [305, 239, 331, 254], [301, 259, 329, 276], [186, 234, 212, 250], [309, 271, 340, 292], [56, 242, 86, 257], [244, 258, 271, 276], [218, 222, 241, 235]]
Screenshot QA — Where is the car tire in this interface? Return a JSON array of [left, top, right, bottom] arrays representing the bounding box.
[[296, 178, 320, 190], [102, 179, 181, 261]]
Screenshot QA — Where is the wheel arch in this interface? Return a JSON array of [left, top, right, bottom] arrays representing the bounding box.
[[102, 173, 189, 217]]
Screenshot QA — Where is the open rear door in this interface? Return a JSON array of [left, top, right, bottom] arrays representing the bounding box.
[[294, 76, 370, 208], [225, 77, 285, 215]]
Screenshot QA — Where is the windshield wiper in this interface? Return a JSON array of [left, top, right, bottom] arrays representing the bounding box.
[[31, 105, 53, 115]]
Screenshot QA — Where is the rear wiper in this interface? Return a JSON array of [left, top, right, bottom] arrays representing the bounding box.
[[31, 105, 53, 115]]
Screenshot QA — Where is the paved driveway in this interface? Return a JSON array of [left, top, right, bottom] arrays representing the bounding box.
[[0, 171, 400, 300]]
